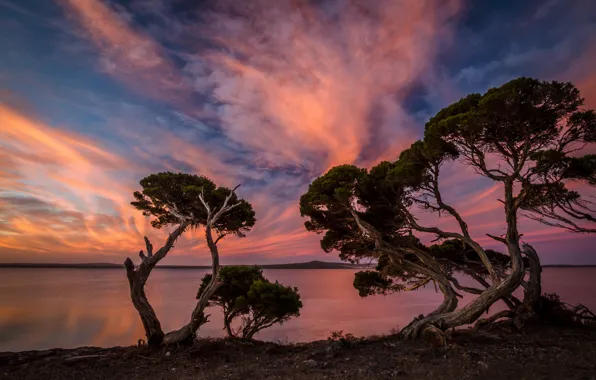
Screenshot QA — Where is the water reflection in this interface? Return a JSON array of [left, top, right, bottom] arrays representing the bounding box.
[[0, 268, 595, 351]]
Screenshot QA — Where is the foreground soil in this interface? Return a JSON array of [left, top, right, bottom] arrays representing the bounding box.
[[2, 325, 596, 380]]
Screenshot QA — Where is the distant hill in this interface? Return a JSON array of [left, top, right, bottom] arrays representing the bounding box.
[[0, 260, 370, 270], [258, 260, 369, 269]]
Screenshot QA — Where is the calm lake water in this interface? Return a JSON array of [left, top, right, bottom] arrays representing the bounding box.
[[1, 267, 595, 352]]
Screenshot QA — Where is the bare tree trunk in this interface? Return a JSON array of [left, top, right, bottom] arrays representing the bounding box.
[[385, 250, 458, 326], [163, 224, 222, 345], [453, 266, 522, 310], [125, 260, 164, 345], [521, 243, 542, 310], [400, 180, 525, 340], [224, 315, 235, 338], [402, 249, 459, 316], [124, 223, 189, 346]]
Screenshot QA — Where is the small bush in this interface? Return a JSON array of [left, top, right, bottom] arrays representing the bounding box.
[[537, 293, 596, 326], [328, 330, 359, 348], [198, 266, 302, 340]]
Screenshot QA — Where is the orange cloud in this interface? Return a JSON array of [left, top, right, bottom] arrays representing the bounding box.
[[0, 103, 325, 264], [0, 104, 146, 259]]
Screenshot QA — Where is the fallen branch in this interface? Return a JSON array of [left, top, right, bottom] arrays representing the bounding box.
[[64, 354, 104, 362]]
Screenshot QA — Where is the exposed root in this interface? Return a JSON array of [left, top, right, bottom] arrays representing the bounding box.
[[399, 314, 447, 344], [420, 324, 447, 347], [476, 293, 596, 332], [571, 304, 596, 325], [475, 310, 516, 328]]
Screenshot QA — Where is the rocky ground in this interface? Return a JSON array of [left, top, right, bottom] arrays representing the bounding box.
[[1, 325, 596, 380]]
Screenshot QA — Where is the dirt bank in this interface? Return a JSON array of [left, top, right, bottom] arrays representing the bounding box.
[[1, 325, 595, 380]]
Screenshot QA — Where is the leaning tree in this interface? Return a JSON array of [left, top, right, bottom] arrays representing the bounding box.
[[301, 77, 596, 341], [125, 172, 255, 346]]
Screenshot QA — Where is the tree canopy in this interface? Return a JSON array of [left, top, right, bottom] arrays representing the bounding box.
[[131, 172, 256, 236]]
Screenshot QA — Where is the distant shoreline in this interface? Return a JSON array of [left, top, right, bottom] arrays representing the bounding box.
[[0, 262, 594, 269], [0, 260, 372, 270]]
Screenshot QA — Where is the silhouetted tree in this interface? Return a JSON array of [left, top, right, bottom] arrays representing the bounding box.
[[198, 265, 265, 337], [198, 266, 302, 340], [125, 172, 255, 346], [301, 77, 596, 342]]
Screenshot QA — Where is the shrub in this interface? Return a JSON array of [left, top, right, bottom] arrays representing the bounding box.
[[198, 266, 302, 339]]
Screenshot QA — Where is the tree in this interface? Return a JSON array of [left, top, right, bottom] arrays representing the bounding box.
[[197, 266, 303, 340], [300, 77, 596, 341], [125, 172, 255, 346], [197, 265, 265, 337]]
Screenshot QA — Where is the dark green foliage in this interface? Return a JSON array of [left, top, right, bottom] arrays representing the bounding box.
[[246, 280, 302, 324], [425, 78, 593, 157], [429, 239, 510, 275], [197, 265, 265, 310], [198, 266, 302, 340], [353, 270, 405, 297], [131, 172, 255, 235]]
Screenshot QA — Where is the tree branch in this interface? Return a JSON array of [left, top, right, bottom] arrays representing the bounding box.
[[144, 236, 153, 257], [486, 233, 507, 244], [214, 233, 229, 245], [211, 185, 242, 225], [407, 214, 498, 281]]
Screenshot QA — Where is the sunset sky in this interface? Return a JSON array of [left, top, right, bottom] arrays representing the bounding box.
[[1, 0, 596, 265]]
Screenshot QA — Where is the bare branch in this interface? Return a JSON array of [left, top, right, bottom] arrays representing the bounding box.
[[486, 233, 507, 244], [407, 214, 498, 281], [144, 236, 153, 257], [524, 212, 596, 234], [448, 276, 484, 295], [198, 189, 211, 216], [214, 233, 229, 245], [211, 184, 242, 225], [168, 204, 189, 222], [428, 163, 470, 238]]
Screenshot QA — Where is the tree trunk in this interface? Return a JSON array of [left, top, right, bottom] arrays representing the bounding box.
[[388, 250, 458, 318], [400, 180, 526, 340], [125, 259, 164, 345], [124, 222, 189, 346], [224, 315, 235, 338], [163, 224, 222, 345], [521, 243, 542, 310]]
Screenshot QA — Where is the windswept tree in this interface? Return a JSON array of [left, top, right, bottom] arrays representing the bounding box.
[[125, 172, 255, 346], [301, 77, 596, 341], [198, 266, 303, 340]]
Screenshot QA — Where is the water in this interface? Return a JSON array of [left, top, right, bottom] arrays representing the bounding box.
[[0, 268, 595, 352]]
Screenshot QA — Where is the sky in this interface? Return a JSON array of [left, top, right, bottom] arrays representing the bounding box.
[[1, 0, 596, 265]]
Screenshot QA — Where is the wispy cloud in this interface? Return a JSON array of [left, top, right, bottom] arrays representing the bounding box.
[[60, 0, 460, 171]]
